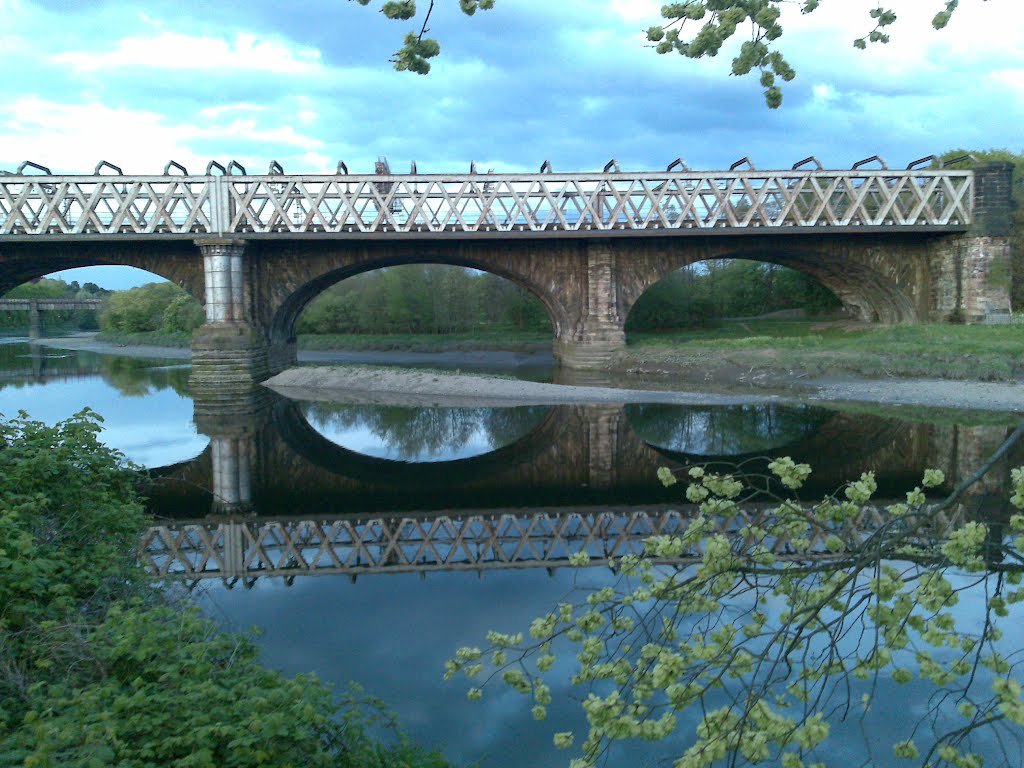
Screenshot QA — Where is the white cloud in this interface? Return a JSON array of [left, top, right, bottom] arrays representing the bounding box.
[[54, 31, 323, 75], [199, 103, 266, 120], [0, 98, 324, 174], [812, 84, 838, 102], [609, 0, 659, 25]]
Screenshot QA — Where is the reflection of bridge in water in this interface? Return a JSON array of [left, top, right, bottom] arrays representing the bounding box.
[[0, 346, 104, 383], [142, 502, 925, 585], [143, 395, 1019, 583]]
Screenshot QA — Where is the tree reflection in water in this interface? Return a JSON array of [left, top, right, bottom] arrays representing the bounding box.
[[300, 402, 552, 462], [627, 403, 834, 455]]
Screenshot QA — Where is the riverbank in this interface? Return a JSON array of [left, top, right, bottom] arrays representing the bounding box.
[[31, 331, 1024, 412], [85, 320, 1024, 382]]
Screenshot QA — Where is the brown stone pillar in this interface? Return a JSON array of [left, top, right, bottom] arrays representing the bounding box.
[[553, 242, 626, 368]]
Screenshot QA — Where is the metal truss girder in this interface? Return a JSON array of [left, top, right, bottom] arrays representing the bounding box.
[[0, 170, 972, 239]]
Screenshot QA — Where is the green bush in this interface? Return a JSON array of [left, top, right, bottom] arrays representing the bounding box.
[[0, 411, 456, 768], [100, 283, 204, 335]]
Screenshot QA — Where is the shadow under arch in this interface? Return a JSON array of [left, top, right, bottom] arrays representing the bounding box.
[[685, 246, 919, 323], [268, 255, 559, 348], [0, 241, 206, 303], [271, 396, 564, 486]]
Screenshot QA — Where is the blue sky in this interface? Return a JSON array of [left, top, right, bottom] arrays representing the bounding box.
[[2, 0, 1022, 288]]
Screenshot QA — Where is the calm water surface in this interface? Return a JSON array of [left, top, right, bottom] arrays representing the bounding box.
[[4, 337, 1022, 767]]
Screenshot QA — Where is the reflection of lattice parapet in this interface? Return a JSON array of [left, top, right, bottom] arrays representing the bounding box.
[[140, 502, 947, 582], [0, 170, 972, 239]]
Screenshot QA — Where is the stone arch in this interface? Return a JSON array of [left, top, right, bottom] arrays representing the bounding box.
[[245, 240, 580, 361], [614, 234, 931, 330], [698, 249, 917, 323], [0, 242, 205, 302]]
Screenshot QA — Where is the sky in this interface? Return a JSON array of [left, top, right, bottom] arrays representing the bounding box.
[[2, 0, 1022, 288]]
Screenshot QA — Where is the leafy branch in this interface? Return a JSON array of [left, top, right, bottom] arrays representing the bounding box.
[[351, 0, 495, 74], [447, 428, 1024, 767], [648, 1, 981, 107], [351, 1, 982, 107]]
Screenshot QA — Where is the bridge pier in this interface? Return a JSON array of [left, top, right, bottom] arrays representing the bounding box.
[[27, 299, 43, 340], [190, 239, 275, 410], [553, 243, 626, 368]]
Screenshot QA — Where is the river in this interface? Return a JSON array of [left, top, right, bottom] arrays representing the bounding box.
[[2, 337, 1022, 767]]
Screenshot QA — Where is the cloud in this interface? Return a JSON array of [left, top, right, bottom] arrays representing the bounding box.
[[0, 97, 324, 174], [0, 0, 1022, 180], [55, 30, 323, 75]]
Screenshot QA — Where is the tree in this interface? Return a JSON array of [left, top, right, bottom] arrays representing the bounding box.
[[0, 411, 457, 767], [353, 0, 982, 106], [446, 427, 1024, 767], [99, 282, 204, 336]]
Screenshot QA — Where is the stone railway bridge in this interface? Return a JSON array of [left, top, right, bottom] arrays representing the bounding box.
[[0, 160, 1013, 399], [0, 297, 103, 338]]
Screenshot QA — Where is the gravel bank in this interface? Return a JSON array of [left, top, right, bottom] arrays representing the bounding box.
[[30, 335, 1024, 413], [265, 366, 777, 407], [266, 366, 1024, 412]]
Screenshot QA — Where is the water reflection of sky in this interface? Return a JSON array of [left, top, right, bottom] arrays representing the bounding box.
[[199, 564, 1020, 768], [300, 403, 550, 462], [304, 419, 496, 461], [0, 352, 205, 468]]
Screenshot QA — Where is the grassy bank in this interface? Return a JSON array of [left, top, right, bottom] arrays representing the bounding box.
[[94, 321, 1022, 382], [622, 320, 1024, 381], [96, 329, 194, 347], [300, 330, 551, 352], [95, 329, 551, 353]]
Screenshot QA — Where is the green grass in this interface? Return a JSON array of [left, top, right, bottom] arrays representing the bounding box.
[[296, 330, 550, 352], [96, 330, 194, 347], [624, 320, 1024, 381]]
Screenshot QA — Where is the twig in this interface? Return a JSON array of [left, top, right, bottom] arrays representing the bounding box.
[[931, 421, 1024, 515]]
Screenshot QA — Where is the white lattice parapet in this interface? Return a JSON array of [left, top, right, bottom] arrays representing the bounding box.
[[0, 169, 973, 239]]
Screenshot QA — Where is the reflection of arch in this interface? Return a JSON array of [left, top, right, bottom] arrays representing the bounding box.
[[271, 397, 562, 485], [625, 403, 836, 458], [269, 257, 558, 348], [152, 394, 956, 520], [146, 445, 215, 519], [636, 411, 922, 494]]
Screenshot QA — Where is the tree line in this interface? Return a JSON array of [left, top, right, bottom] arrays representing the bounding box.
[[297, 265, 548, 335]]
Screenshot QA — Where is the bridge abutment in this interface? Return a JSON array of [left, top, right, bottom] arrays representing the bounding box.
[[931, 162, 1015, 323], [963, 162, 1014, 323]]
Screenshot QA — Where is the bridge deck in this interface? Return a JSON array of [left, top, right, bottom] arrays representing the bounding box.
[[0, 298, 104, 310], [0, 169, 972, 241]]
